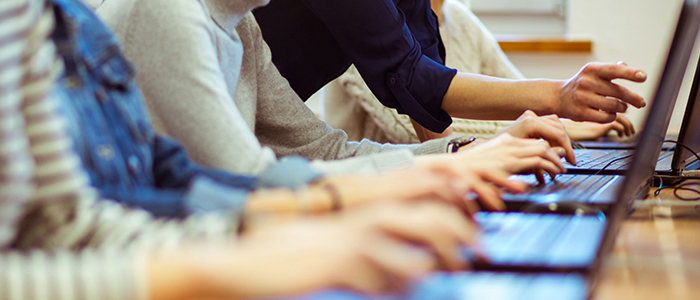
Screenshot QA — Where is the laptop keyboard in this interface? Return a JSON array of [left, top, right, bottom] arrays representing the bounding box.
[[568, 150, 673, 170], [505, 174, 618, 202], [569, 149, 634, 169], [475, 213, 570, 264], [473, 213, 605, 268], [409, 272, 588, 300]]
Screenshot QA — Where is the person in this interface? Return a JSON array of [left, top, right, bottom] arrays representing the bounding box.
[[95, 0, 574, 199], [252, 0, 645, 141], [56, 0, 536, 220], [322, 0, 636, 144], [1, 1, 480, 298]]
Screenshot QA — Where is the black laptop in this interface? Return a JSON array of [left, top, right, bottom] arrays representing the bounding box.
[[498, 0, 700, 212], [468, 0, 700, 277], [569, 53, 700, 175]]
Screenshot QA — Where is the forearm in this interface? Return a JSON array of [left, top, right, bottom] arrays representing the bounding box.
[[442, 72, 563, 120]]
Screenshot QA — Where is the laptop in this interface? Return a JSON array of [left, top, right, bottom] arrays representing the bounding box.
[[499, 0, 700, 212], [469, 0, 700, 276], [288, 3, 699, 300], [569, 54, 700, 175], [290, 272, 588, 300]]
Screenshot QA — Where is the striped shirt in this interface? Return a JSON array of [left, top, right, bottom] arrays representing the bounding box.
[[1, 1, 238, 299]]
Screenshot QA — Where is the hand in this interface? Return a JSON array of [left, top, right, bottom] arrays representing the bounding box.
[[559, 62, 647, 124], [457, 133, 566, 184], [561, 113, 635, 141], [496, 110, 576, 165], [156, 202, 477, 299], [318, 168, 473, 212], [416, 133, 567, 211]]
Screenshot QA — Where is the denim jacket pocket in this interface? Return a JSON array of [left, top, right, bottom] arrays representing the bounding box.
[[91, 52, 136, 90]]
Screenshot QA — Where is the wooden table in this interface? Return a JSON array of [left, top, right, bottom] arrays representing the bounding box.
[[594, 182, 700, 299]]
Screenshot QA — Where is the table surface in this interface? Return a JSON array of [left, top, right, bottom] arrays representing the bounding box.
[[593, 182, 700, 300]]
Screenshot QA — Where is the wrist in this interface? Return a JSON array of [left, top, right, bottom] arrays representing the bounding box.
[[547, 79, 567, 116], [148, 251, 209, 300], [245, 189, 299, 215]]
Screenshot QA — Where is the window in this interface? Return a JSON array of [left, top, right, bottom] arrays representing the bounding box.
[[469, 0, 568, 36]]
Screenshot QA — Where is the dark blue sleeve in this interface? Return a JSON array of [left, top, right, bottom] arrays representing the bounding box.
[[299, 0, 457, 132]]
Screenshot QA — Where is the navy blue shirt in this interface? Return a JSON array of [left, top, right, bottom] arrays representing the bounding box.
[[253, 0, 458, 132]]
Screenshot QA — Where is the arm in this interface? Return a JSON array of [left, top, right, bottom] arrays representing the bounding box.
[[111, 0, 279, 175], [0, 250, 147, 300], [441, 64, 647, 123], [294, 0, 457, 133], [111, 0, 455, 176], [238, 15, 458, 161]]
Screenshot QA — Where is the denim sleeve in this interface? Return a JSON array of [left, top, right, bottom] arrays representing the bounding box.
[[300, 0, 457, 132], [148, 136, 322, 217], [152, 135, 259, 190]]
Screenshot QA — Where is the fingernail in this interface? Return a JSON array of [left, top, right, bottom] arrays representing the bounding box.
[[635, 71, 647, 80], [555, 148, 566, 157]]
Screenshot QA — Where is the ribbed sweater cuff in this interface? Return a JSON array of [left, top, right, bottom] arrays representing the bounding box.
[[412, 134, 465, 155]]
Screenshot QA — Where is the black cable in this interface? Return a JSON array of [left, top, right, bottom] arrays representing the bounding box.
[[649, 140, 700, 200], [654, 181, 700, 201], [662, 139, 700, 165], [592, 153, 635, 176]]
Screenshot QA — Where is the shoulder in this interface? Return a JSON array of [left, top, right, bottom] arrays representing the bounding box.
[[235, 13, 262, 43], [99, 0, 213, 42], [442, 0, 472, 20]]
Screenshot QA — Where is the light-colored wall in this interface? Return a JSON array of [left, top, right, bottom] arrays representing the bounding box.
[[506, 0, 696, 132]]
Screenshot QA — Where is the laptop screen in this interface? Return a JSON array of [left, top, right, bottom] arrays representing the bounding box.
[[606, 0, 700, 245], [671, 54, 700, 171]]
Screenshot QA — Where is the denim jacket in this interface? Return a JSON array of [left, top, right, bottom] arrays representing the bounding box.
[[50, 0, 320, 218]]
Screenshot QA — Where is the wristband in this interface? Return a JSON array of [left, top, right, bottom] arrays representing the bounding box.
[[448, 136, 477, 153], [322, 183, 343, 211]]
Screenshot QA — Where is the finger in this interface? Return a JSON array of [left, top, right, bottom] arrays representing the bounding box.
[[356, 237, 435, 293], [592, 63, 648, 83], [515, 141, 568, 172], [376, 205, 477, 252], [425, 177, 469, 205], [535, 169, 545, 185], [595, 82, 642, 112], [479, 169, 528, 193], [610, 121, 625, 137], [585, 64, 646, 108], [535, 118, 576, 165], [512, 157, 564, 178], [576, 87, 629, 113], [582, 71, 639, 111], [615, 113, 635, 135], [583, 107, 618, 124], [517, 110, 538, 121], [470, 180, 505, 211], [461, 193, 481, 217]]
